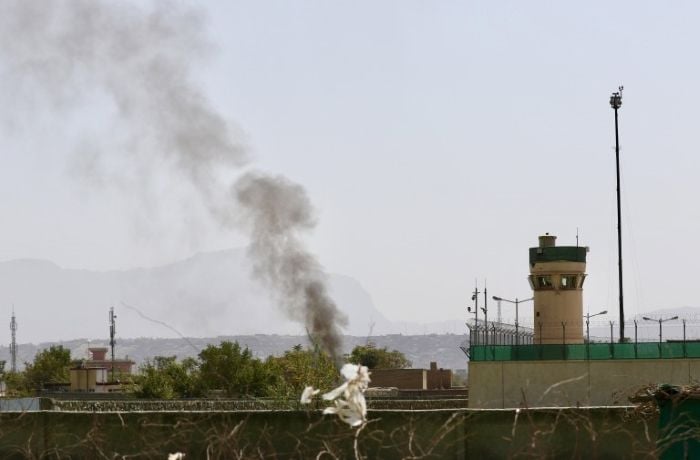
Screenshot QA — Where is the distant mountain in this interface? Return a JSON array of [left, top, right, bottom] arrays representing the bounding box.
[[0, 334, 469, 372], [0, 249, 466, 344]]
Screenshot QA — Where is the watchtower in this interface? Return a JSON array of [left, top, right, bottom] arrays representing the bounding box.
[[529, 234, 587, 344]]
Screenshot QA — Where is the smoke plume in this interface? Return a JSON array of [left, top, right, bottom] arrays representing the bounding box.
[[0, 1, 346, 358], [236, 173, 348, 360]]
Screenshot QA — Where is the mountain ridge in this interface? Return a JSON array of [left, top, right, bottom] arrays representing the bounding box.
[[0, 334, 469, 372], [0, 249, 464, 343]]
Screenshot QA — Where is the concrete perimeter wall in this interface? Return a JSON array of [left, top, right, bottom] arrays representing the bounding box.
[[468, 358, 700, 408], [0, 407, 655, 458]]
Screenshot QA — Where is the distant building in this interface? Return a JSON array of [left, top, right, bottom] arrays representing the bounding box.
[[67, 347, 134, 393], [76, 347, 135, 375], [370, 362, 452, 390]]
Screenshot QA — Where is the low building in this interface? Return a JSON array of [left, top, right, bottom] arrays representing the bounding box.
[[67, 347, 134, 393], [73, 347, 135, 376], [370, 362, 453, 390]]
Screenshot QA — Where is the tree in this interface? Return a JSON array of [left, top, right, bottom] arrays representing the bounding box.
[[135, 356, 203, 399], [3, 371, 28, 397], [136, 358, 176, 399], [24, 345, 71, 391], [348, 343, 411, 369], [267, 345, 337, 399], [198, 341, 275, 397]]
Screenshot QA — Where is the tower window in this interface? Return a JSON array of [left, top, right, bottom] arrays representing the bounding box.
[[560, 275, 578, 289], [578, 274, 587, 288], [536, 275, 553, 289]]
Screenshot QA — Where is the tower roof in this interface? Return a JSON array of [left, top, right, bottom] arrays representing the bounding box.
[[529, 234, 587, 266]]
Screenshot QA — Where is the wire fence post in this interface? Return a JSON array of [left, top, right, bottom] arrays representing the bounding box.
[[684, 319, 687, 358], [491, 323, 496, 360], [634, 319, 638, 359], [609, 321, 615, 358]]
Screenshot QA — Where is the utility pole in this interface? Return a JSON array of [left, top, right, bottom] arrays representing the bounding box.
[[109, 307, 117, 382], [10, 309, 17, 373], [610, 86, 625, 341], [468, 285, 480, 345]]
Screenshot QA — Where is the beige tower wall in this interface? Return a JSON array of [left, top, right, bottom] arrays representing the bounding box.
[[531, 260, 586, 344]]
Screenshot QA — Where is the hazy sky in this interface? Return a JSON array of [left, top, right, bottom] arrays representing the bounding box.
[[1, 1, 698, 328]]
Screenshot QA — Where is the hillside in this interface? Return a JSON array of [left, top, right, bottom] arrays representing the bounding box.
[[0, 334, 469, 372], [0, 250, 469, 344]]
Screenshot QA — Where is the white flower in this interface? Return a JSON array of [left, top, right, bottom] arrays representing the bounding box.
[[168, 454, 185, 460], [323, 399, 365, 427], [300, 385, 320, 404], [322, 381, 348, 401], [320, 363, 371, 427], [341, 363, 360, 380]]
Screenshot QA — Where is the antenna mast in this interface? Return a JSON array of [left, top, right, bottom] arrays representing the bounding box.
[[10, 309, 17, 373], [109, 307, 117, 381], [609, 85, 625, 341]]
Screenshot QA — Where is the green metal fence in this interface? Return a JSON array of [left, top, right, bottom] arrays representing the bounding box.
[[469, 341, 700, 361]]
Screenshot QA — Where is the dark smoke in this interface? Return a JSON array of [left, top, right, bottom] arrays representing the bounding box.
[[0, 0, 247, 198], [0, 0, 347, 358], [236, 173, 348, 360]]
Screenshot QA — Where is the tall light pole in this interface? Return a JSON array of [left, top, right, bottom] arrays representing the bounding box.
[[584, 310, 607, 343], [610, 86, 625, 341], [643, 315, 678, 344], [492, 296, 534, 346]]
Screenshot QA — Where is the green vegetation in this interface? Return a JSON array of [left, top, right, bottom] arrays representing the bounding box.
[[2, 345, 72, 395], [132, 340, 407, 399], [134, 341, 339, 399], [347, 342, 411, 369], [198, 341, 275, 397], [134, 356, 202, 399], [1, 340, 410, 399], [267, 344, 337, 399], [24, 345, 71, 392]]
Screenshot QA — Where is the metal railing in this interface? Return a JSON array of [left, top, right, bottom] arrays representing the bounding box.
[[469, 341, 700, 361], [464, 317, 700, 361]]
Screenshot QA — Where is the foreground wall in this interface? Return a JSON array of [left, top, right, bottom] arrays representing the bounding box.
[[0, 406, 655, 458], [468, 358, 700, 408]]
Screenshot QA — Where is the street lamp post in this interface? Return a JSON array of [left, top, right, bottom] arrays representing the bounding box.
[[584, 310, 608, 343], [643, 315, 679, 345], [492, 296, 534, 346]]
